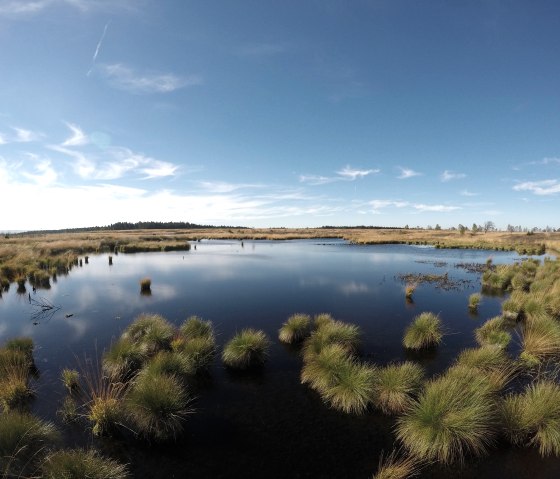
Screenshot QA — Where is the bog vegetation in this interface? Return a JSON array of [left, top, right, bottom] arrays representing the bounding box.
[[1, 233, 560, 478]]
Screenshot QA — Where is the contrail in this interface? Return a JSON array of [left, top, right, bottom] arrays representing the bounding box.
[[87, 21, 110, 76]]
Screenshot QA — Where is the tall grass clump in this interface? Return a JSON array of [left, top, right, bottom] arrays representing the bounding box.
[[468, 293, 481, 312], [373, 362, 425, 415], [42, 449, 129, 479], [0, 412, 59, 477], [501, 381, 560, 456], [179, 315, 214, 340], [102, 338, 147, 380], [313, 313, 335, 330], [60, 368, 80, 392], [122, 313, 175, 355], [0, 349, 34, 411], [396, 365, 499, 464], [175, 316, 216, 372], [372, 449, 420, 479], [279, 313, 311, 344], [139, 277, 151, 294], [475, 316, 512, 349], [405, 283, 416, 302], [140, 350, 194, 380], [5, 337, 34, 359], [303, 320, 361, 360], [127, 371, 192, 442], [402, 312, 443, 350], [222, 329, 270, 369], [301, 343, 375, 415], [520, 316, 560, 366]]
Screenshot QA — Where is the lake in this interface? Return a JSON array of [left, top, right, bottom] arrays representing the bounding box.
[[1, 239, 558, 478]]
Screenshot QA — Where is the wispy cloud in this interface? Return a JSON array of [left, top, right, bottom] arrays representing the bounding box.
[[336, 165, 379, 180], [12, 127, 42, 143], [460, 189, 478, 197], [62, 122, 89, 146], [513, 179, 560, 196], [197, 181, 264, 193], [397, 167, 422, 179], [440, 170, 466, 182], [369, 199, 460, 213], [300, 165, 379, 185], [87, 21, 110, 76], [97, 63, 202, 94], [21, 158, 58, 186], [0, 0, 139, 16]]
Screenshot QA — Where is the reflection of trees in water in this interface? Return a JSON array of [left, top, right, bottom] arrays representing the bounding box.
[[30, 296, 60, 324]]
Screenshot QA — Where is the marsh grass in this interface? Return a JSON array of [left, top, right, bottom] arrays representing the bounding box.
[[179, 315, 214, 340], [302, 320, 361, 361], [520, 317, 560, 366], [0, 411, 59, 477], [5, 337, 34, 360], [139, 277, 151, 294], [501, 381, 560, 456], [141, 351, 195, 380], [102, 338, 148, 380], [57, 396, 79, 424], [0, 349, 34, 411], [402, 313, 443, 350], [405, 283, 416, 302], [222, 329, 271, 369], [42, 449, 129, 479], [313, 313, 335, 330], [475, 316, 513, 349], [468, 293, 481, 312], [301, 343, 375, 415], [122, 313, 174, 355], [279, 313, 311, 344], [127, 371, 192, 442], [396, 365, 498, 464], [177, 336, 216, 373], [373, 362, 425, 415], [372, 449, 421, 479], [60, 368, 80, 392]]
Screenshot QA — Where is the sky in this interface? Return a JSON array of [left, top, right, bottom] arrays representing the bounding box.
[[0, 0, 559, 231]]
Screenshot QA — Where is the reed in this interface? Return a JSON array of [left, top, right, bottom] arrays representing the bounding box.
[[42, 449, 129, 479], [402, 312, 443, 350], [222, 329, 271, 369], [373, 362, 425, 415], [279, 313, 311, 344]]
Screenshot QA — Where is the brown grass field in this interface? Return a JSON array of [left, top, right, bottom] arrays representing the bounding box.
[[1, 228, 558, 287]]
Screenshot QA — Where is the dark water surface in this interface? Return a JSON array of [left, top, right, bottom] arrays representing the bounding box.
[[1, 240, 558, 478]]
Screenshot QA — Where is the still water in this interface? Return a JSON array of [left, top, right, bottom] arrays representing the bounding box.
[[0, 240, 558, 478]]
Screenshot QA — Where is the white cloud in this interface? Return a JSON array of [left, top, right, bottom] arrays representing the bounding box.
[[97, 63, 202, 94], [198, 181, 264, 193], [460, 189, 478, 197], [513, 179, 560, 196], [62, 122, 89, 146], [0, 0, 139, 16], [12, 127, 42, 142], [336, 165, 379, 180], [21, 159, 58, 186], [369, 199, 460, 213], [299, 174, 335, 185], [87, 21, 110, 76], [397, 167, 422, 179], [440, 170, 466, 182]]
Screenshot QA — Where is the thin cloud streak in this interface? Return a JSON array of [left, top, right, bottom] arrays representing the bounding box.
[[97, 63, 202, 94], [62, 122, 89, 146], [440, 170, 466, 182], [300, 165, 379, 185], [87, 21, 110, 76], [369, 199, 460, 213]]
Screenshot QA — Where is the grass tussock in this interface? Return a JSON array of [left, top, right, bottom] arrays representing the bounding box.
[[102, 338, 148, 380], [0, 348, 34, 411], [402, 312, 443, 350], [372, 449, 421, 479], [139, 277, 151, 294], [0, 411, 59, 477], [127, 371, 192, 442], [5, 337, 34, 359], [313, 313, 335, 330], [179, 315, 215, 341], [468, 293, 481, 312], [475, 316, 513, 349], [122, 313, 175, 355], [60, 368, 80, 392], [303, 320, 361, 361], [501, 381, 560, 456], [373, 362, 425, 415], [222, 329, 271, 369], [396, 365, 499, 464], [520, 317, 560, 366], [141, 350, 195, 379], [42, 449, 129, 479], [279, 313, 311, 344], [301, 343, 375, 415]]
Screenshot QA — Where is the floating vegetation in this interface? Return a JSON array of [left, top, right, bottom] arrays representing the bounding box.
[[455, 262, 488, 273], [397, 272, 471, 291]]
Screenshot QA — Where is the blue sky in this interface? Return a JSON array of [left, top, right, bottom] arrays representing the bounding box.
[[1, 0, 559, 231]]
